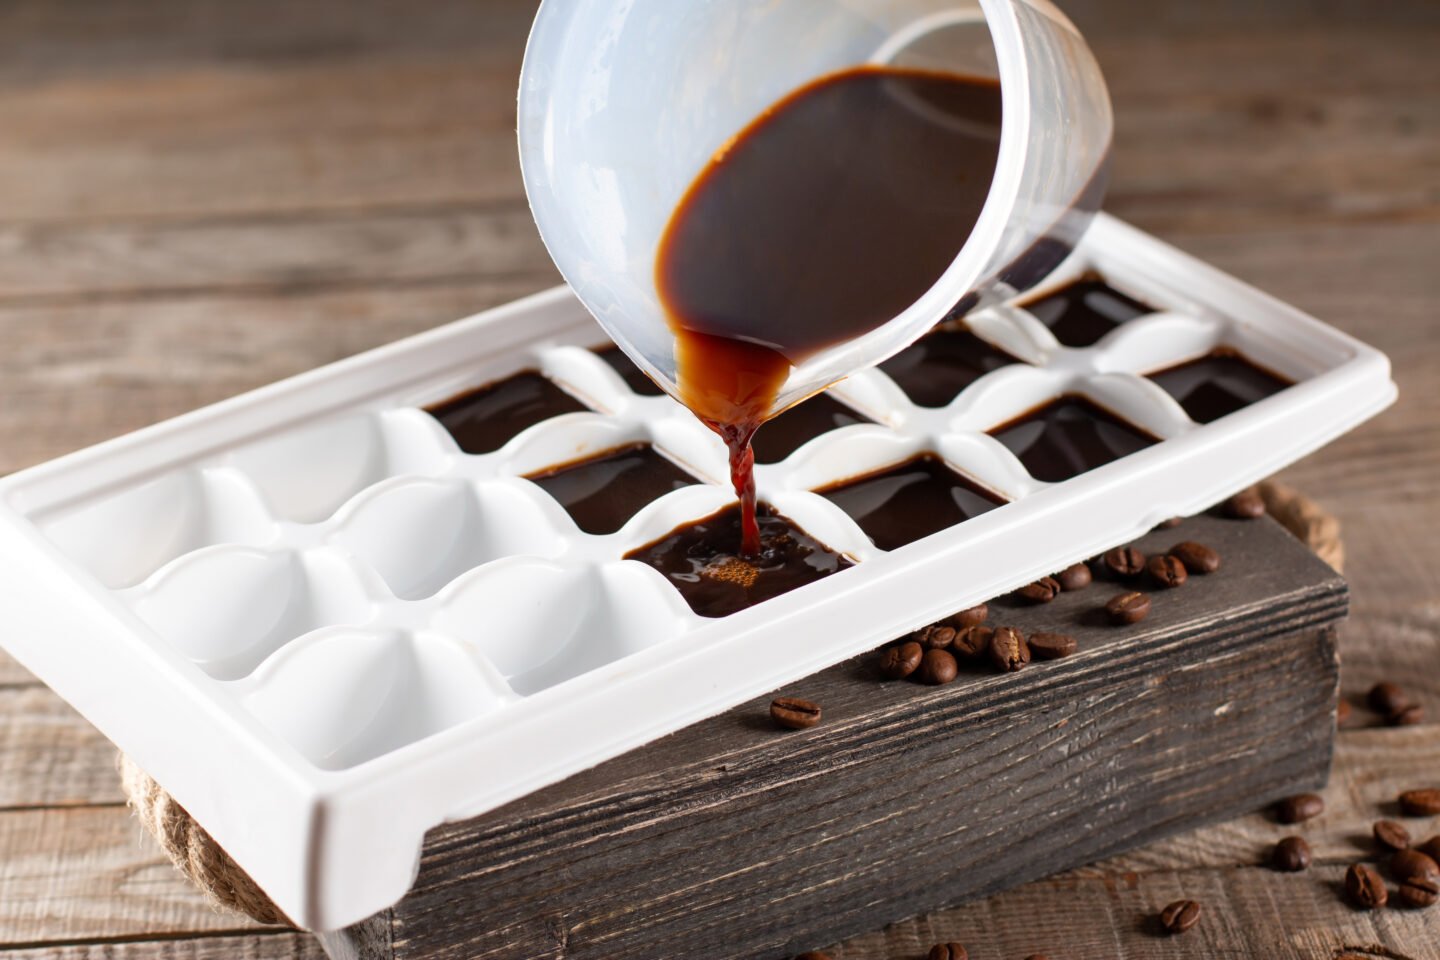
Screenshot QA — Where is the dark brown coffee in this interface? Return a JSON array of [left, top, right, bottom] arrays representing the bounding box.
[[1020, 273, 1152, 346], [1148, 349, 1291, 423], [989, 396, 1158, 483], [624, 503, 853, 618], [427, 371, 589, 454], [879, 324, 1017, 408], [595, 345, 663, 396], [657, 67, 1003, 553], [526, 443, 698, 535], [818, 455, 1004, 551], [750, 394, 873, 464]]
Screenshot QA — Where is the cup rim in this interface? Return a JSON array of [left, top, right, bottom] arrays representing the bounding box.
[[516, 0, 1037, 411]]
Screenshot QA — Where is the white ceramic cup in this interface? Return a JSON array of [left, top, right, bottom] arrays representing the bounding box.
[[518, 0, 1113, 418]]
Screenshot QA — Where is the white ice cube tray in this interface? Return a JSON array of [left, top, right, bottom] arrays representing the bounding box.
[[0, 214, 1394, 930]]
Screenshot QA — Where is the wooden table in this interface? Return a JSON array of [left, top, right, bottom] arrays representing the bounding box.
[[0, 1, 1434, 957]]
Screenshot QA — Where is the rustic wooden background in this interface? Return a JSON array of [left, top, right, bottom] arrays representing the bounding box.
[[0, 1, 1434, 957]]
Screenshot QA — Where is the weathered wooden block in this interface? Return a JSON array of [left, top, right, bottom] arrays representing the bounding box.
[[323, 513, 1345, 960]]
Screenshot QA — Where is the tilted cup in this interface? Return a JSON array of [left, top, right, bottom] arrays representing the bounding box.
[[518, 0, 1112, 418]]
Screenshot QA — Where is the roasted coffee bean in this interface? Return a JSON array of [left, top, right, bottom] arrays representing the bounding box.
[[1400, 788, 1440, 817], [1336, 699, 1352, 725], [926, 944, 967, 960], [879, 641, 923, 680], [1369, 681, 1412, 715], [1028, 631, 1078, 660], [1271, 836, 1312, 872], [1168, 540, 1220, 574], [1023, 956, 1053, 960], [1146, 554, 1188, 589], [1105, 591, 1150, 625], [1399, 875, 1440, 909], [1056, 561, 1092, 591], [1391, 849, 1440, 883], [1346, 863, 1388, 909], [1159, 899, 1201, 935], [918, 624, 957, 649], [1391, 704, 1426, 726], [1418, 836, 1440, 862], [1223, 487, 1266, 519], [989, 626, 1030, 672], [951, 624, 993, 659], [1155, 516, 1184, 530], [949, 603, 989, 629], [1275, 793, 1324, 824], [919, 648, 959, 685], [1017, 576, 1062, 604], [1375, 820, 1412, 852], [795, 953, 833, 960], [770, 697, 822, 730], [1102, 546, 1146, 578]]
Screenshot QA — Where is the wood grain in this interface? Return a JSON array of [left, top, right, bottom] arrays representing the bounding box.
[[0, 203, 553, 302], [0, 806, 268, 943], [0, 687, 121, 808], [0, 276, 554, 475], [329, 515, 1348, 960], [825, 864, 1440, 960], [0, 934, 324, 960], [0, 0, 1433, 956]]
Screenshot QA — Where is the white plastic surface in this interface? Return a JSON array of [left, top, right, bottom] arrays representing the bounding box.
[[0, 216, 1394, 930], [518, 0, 1113, 419]]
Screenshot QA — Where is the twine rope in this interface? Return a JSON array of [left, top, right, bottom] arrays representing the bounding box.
[[119, 481, 1342, 926]]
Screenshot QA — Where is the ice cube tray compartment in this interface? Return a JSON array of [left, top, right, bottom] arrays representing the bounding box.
[[19, 223, 1345, 750], [0, 214, 1394, 929]]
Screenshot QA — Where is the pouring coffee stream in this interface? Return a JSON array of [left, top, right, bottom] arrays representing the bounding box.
[[655, 65, 1004, 556]]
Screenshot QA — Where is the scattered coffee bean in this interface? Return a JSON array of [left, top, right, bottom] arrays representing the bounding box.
[[1146, 554, 1188, 589], [1399, 875, 1440, 909], [1418, 837, 1440, 862], [795, 953, 832, 960], [1275, 793, 1324, 824], [949, 603, 988, 629], [1168, 541, 1220, 574], [1159, 899, 1201, 935], [1017, 576, 1062, 604], [1223, 487, 1266, 519], [770, 697, 821, 730], [1271, 836, 1312, 872], [927, 944, 967, 960], [919, 648, 959, 685], [918, 624, 957, 649], [1028, 631, 1078, 660], [1368, 681, 1412, 716], [1336, 699, 1352, 725], [1345, 863, 1388, 909], [1056, 562, 1092, 591], [989, 626, 1030, 672], [1400, 788, 1440, 817], [1374, 820, 1412, 852], [1391, 849, 1440, 883], [1105, 591, 1151, 625], [1102, 546, 1146, 578], [1391, 704, 1425, 726], [951, 624, 993, 659], [1156, 516, 1184, 530], [879, 641, 924, 681]]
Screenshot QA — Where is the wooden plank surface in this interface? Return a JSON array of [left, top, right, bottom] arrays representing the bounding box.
[[0, 0, 1434, 957], [365, 516, 1342, 959]]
